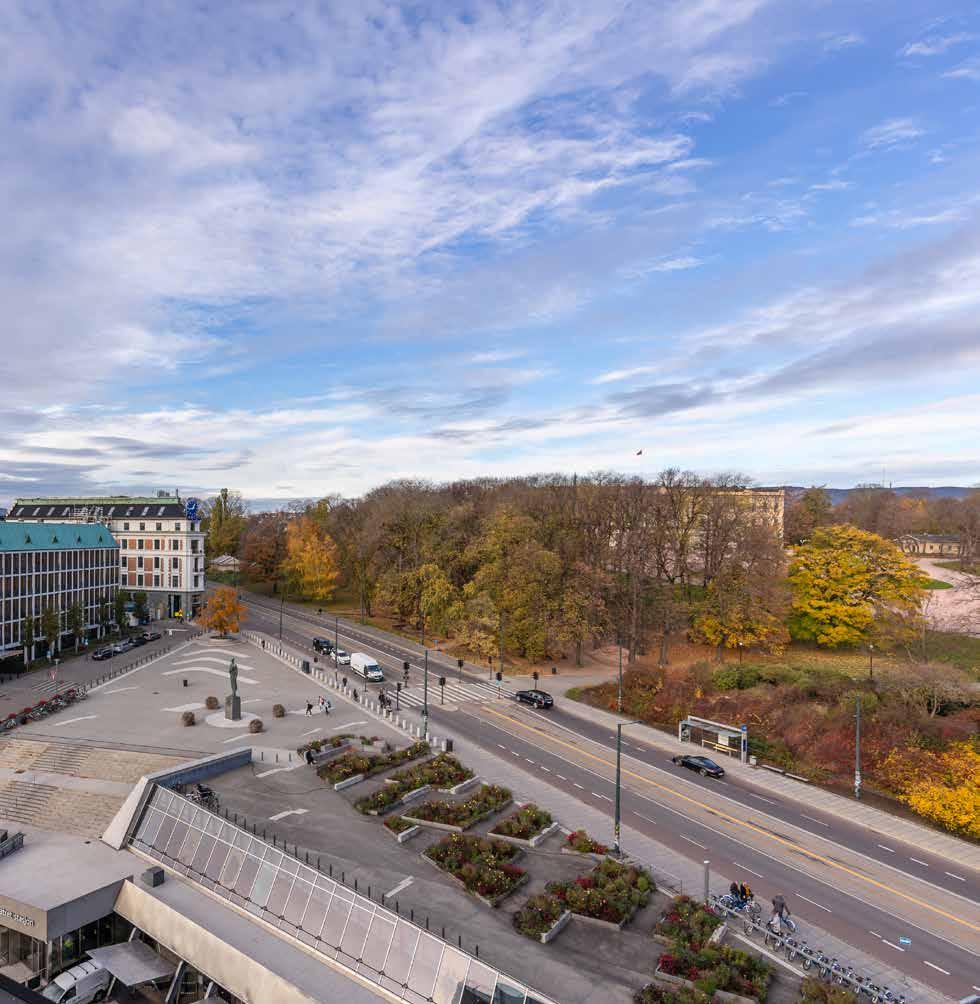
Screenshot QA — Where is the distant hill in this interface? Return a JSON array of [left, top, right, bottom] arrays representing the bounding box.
[[784, 486, 975, 505]]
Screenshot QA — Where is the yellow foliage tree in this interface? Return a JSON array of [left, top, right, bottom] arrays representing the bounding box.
[[788, 525, 927, 647], [199, 586, 246, 637], [280, 515, 340, 603], [901, 742, 980, 839]]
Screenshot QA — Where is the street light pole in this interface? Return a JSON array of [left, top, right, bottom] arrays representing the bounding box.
[[854, 695, 862, 800], [737, 641, 743, 667], [868, 643, 874, 680], [335, 615, 339, 657], [613, 721, 640, 856], [422, 648, 429, 741], [278, 584, 285, 641], [617, 637, 623, 714]]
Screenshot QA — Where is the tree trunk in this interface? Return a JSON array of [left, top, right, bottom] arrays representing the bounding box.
[[659, 630, 669, 668], [575, 639, 583, 667]]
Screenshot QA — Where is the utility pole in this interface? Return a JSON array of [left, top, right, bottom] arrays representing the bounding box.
[[854, 696, 862, 800], [498, 611, 505, 681], [868, 643, 874, 680], [278, 584, 285, 641], [422, 649, 429, 741], [335, 615, 339, 657], [613, 721, 639, 856], [617, 636, 623, 714]]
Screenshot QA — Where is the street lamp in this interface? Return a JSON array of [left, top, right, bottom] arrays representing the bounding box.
[[737, 641, 743, 667], [867, 643, 874, 680], [422, 648, 429, 741], [854, 696, 862, 801], [613, 721, 641, 857], [617, 636, 624, 714]]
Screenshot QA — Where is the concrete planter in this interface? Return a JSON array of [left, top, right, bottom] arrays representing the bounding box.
[[653, 968, 758, 1004], [364, 784, 431, 817], [333, 773, 365, 791], [559, 846, 608, 862], [310, 742, 354, 766], [402, 816, 465, 834], [421, 853, 528, 907], [572, 911, 627, 933], [491, 819, 560, 849], [385, 824, 422, 844], [651, 933, 673, 948], [539, 909, 572, 944], [403, 797, 512, 834], [399, 784, 431, 806], [441, 776, 480, 795]]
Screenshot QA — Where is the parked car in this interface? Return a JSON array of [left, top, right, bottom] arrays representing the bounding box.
[[671, 754, 725, 778], [141, 630, 162, 642], [111, 638, 136, 655], [42, 959, 111, 1003], [91, 647, 114, 661], [515, 689, 554, 709], [350, 652, 384, 682], [312, 636, 335, 654], [131, 634, 148, 647], [331, 647, 351, 666]]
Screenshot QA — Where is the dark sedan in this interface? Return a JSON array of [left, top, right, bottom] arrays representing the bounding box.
[[515, 689, 554, 709], [671, 754, 725, 778], [91, 647, 114, 661]]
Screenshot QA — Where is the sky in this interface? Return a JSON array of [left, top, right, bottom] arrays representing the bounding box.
[[2, 0, 980, 506]]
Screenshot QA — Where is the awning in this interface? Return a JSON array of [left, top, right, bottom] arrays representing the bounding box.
[[85, 941, 176, 986]]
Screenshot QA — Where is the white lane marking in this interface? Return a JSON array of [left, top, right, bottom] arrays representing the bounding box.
[[679, 834, 707, 849], [747, 792, 779, 805], [732, 862, 764, 879], [301, 728, 322, 737], [51, 715, 97, 726], [497, 744, 507, 749], [386, 877, 414, 899], [877, 843, 895, 853], [945, 871, 965, 881], [800, 813, 829, 828], [220, 736, 250, 745], [335, 721, 366, 729], [882, 940, 905, 952], [592, 792, 611, 801], [105, 686, 139, 694], [797, 894, 831, 913], [511, 750, 521, 757], [525, 758, 535, 764], [540, 766, 551, 772], [910, 857, 929, 867], [163, 667, 258, 683], [869, 931, 881, 938], [556, 774, 567, 780], [255, 762, 305, 778], [163, 702, 206, 713], [269, 808, 309, 822], [634, 813, 657, 825], [922, 961, 949, 975], [573, 782, 584, 789]]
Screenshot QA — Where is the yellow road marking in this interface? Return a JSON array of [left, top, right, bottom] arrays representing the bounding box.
[[479, 705, 980, 935]]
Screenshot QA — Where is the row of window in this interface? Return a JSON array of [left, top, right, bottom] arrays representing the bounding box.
[[116, 520, 199, 532], [0, 550, 118, 574], [123, 556, 181, 570], [0, 571, 116, 597], [120, 538, 198, 552], [122, 573, 184, 589]]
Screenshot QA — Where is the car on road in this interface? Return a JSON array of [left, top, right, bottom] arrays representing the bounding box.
[[141, 630, 162, 643], [331, 647, 351, 666], [515, 689, 554, 709], [671, 754, 725, 778], [312, 636, 335, 654], [91, 647, 114, 661], [131, 634, 148, 647], [111, 638, 136, 655]]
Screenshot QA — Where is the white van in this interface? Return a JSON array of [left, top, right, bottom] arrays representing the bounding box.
[[42, 960, 111, 1003], [350, 652, 384, 682]]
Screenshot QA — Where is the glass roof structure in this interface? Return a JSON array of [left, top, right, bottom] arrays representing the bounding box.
[[130, 786, 560, 1004]]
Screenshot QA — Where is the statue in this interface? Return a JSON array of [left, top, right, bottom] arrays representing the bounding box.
[[225, 657, 242, 721]]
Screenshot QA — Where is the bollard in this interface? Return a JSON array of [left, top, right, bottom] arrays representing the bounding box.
[[475, 945, 479, 959], [329, 863, 333, 877], [317, 856, 321, 870], [426, 916, 429, 931], [354, 878, 358, 892], [458, 935, 462, 949], [342, 871, 345, 884], [442, 926, 445, 939]]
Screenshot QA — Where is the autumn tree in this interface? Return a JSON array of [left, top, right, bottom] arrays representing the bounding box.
[[132, 590, 149, 623], [240, 513, 287, 583], [202, 488, 249, 559], [199, 585, 246, 637], [40, 606, 60, 658], [114, 589, 130, 633], [280, 514, 340, 603], [21, 614, 37, 668], [898, 742, 980, 839], [67, 601, 85, 652], [788, 525, 927, 647], [784, 487, 833, 545]]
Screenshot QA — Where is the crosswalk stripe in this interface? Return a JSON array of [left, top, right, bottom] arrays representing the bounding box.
[[391, 681, 510, 708]]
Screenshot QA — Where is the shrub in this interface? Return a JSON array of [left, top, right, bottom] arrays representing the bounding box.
[[655, 895, 721, 950], [272, 703, 286, 718], [181, 711, 195, 726], [801, 977, 860, 1004], [491, 804, 553, 840], [564, 829, 608, 854], [545, 858, 653, 926], [405, 784, 512, 829], [249, 718, 264, 733], [513, 893, 566, 939], [319, 740, 431, 785], [711, 666, 742, 691], [387, 754, 474, 791], [205, 696, 220, 710], [384, 816, 414, 834], [634, 985, 709, 1004], [424, 833, 526, 901]]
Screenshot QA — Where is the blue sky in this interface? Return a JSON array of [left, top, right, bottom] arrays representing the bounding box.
[[2, 1, 979, 504]]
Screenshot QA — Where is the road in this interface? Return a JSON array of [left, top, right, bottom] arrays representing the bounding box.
[[242, 594, 980, 1000]]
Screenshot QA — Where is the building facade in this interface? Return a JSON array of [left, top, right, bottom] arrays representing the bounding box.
[[0, 523, 119, 659], [6, 496, 205, 620], [896, 533, 963, 557]]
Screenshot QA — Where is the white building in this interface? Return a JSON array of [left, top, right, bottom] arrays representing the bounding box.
[[7, 495, 205, 619]]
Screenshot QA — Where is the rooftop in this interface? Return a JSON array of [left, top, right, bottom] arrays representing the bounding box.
[[12, 496, 180, 505], [0, 522, 117, 552]]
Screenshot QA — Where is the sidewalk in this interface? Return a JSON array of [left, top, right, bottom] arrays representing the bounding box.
[[550, 686, 980, 872]]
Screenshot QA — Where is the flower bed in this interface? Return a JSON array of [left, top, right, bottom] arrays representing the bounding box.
[[513, 893, 570, 942], [403, 784, 512, 831], [490, 804, 553, 842], [635, 984, 709, 1004], [656, 945, 771, 1001], [545, 857, 654, 928], [384, 815, 415, 834], [386, 754, 474, 791], [318, 740, 430, 784], [563, 829, 609, 855], [355, 784, 429, 815], [424, 833, 527, 905], [655, 895, 722, 950], [298, 733, 355, 756]]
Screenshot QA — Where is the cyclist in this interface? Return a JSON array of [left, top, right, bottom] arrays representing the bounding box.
[[772, 894, 796, 932]]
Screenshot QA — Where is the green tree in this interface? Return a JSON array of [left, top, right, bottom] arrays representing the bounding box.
[[67, 601, 85, 652], [132, 590, 149, 623], [202, 488, 249, 560], [20, 614, 37, 669], [788, 525, 927, 647], [40, 606, 60, 659], [114, 589, 130, 634], [97, 601, 111, 639]]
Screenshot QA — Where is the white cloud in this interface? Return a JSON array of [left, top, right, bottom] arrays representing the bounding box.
[[824, 33, 864, 52], [591, 365, 663, 385], [861, 118, 924, 150], [770, 91, 807, 107], [944, 59, 980, 81], [467, 349, 528, 365], [900, 33, 976, 57]]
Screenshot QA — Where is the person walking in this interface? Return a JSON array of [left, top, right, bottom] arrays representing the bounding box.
[[342, 675, 348, 690], [305, 700, 313, 716], [324, 697, 332, 714], [352, 688, 359, 703]]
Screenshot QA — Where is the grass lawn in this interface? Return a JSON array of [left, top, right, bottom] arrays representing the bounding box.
[[922, 577, 953, 589]]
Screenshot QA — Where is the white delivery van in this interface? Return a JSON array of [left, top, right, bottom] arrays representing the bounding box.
[[42, 960, 111, 1003], [350, 652, 384, 682]]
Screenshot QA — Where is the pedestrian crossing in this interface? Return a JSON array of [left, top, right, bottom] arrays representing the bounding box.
[[383, 679, 510, 709], [32, 676, 65, 697]]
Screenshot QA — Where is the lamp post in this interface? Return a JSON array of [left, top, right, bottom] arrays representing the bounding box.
[[335, 615, 339, 658], [737, 641, 743, 667], [613, 721, 640, 857], [867, 643, 874, 680], [278, 583, 286, 641], [617, 636, 623, 714], [422, 649, 429, 741], [854, 696, 862, 801]]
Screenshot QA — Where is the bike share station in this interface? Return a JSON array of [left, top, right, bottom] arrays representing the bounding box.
[[677, 714, 750, 763]]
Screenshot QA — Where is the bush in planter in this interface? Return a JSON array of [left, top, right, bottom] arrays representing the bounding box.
[[384, 816, 414, 834], [424, 834, 525, 900], [491, 804, 552, 840], [801, 978, 860, 1004], [406, 784, 512, 828], [181, 711, 195, 726], [272, 703, 286, 718], [513, 893, 565, 939], [659, 944, 771, 1000], [249, 718, 264, 733], [655, 894, 722, 950], [205, 696, 220, 710], [564, 829, 608, 854], [545, 858, 654, 926], [634, 985, 709, 1004]]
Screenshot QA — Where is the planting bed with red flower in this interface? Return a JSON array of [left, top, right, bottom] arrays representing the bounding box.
[[404, 783, 512, 829], [563, 829, 608, 854], [424, 833, 527, 902], [543, 857, 653, 926]]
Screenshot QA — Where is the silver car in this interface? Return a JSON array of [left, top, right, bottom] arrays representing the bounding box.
[[331, 648, 351, 666]]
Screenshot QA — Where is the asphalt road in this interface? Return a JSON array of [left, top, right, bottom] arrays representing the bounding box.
[[241, 594, 980, 1000]]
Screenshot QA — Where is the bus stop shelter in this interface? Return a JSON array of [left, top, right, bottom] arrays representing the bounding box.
[[678, 714, 748, 763]]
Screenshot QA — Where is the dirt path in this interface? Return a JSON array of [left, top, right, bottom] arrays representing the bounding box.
[[915, 558, 980, 637]]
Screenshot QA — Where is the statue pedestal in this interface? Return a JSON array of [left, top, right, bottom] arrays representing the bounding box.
[[224, 695, 242, 721]]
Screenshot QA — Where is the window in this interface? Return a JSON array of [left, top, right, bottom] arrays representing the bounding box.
[[174, 522, 182, 531], [138, 539, 144, 550], [171, 576, 179, 588], [156, 522, 162, 531], [194, 575, 200, 588], [120, 557, 127, 569], [154, 575, 161, 587], [137, 574, 144, 586], [139, 522, 145, 531], [154, 556, 160, 569], [153, 539, 160, 550], [123, 522, 130, 531], [172, 557, 179, 569], [137, 556, 143, 569]]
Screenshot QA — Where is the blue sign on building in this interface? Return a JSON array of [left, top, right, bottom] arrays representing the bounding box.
[[185, 498, 199, 520]]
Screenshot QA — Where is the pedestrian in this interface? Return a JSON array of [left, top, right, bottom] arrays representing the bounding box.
[[730, 882, 741, 903], [342, 676, 348, 690], [771, 893, 786, 918], [318, 695, 326, 713], [352, 688, 359, 703], [739, 882, 751, 902], [306, 700, 313, 716], [305, 748, 315, 765], [324, 697, 332, 715]]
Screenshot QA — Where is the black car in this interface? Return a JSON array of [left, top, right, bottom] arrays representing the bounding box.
[[671, 754, 725, 778], [515, 689, 554, 709], [141, 631, 162, 643], [312, 637, 335, 654], [131, 635, 148, 647], [91, 647, 114, 661]]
